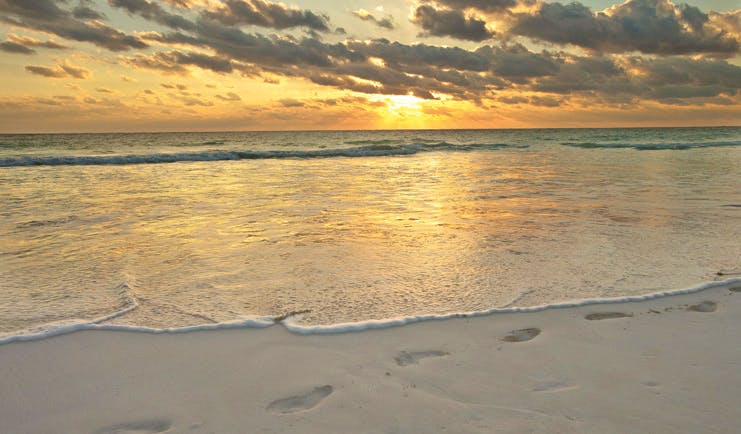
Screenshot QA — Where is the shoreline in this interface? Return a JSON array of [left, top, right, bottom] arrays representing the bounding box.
[[1, 277, 739, 346], [1, 282, 740, 433]]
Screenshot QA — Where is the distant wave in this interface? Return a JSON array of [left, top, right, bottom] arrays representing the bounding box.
[[560, 140, 741, 150], [0, 143, 526, 167]]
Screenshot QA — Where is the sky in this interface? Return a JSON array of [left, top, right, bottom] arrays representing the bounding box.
[[0, 0, 739, 132]]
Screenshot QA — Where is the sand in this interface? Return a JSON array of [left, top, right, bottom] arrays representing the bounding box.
[[1, 283, 740, 434]]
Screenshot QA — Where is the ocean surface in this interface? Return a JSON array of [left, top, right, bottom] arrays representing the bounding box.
[[1, 127, 740, 339]]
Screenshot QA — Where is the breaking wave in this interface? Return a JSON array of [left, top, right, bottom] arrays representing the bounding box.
[[0, 142, 526, 167], [560, 140, 741, 150]]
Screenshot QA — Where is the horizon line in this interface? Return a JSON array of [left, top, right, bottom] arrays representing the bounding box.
[[1, 125, 739, 135]]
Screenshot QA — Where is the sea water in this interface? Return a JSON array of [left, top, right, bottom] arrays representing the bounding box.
[[1, 127, 740, 339]]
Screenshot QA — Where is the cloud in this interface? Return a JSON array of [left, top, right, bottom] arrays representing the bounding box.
[[352, 9, 395, 30], [0, 0, 148, 51], [123, 50, 234, 74], [25, 61, 91, 79], [216, 92, 242, 101], [279, 98, 304, 107], [486, 43, 560, 83], [2, 0, 738, 113], [509, 0, 739, 56], [172, 94, 213, 106], [0, 41, 34, 54], [202, 0, 330, 32], [108, 0, 196, 31], [412, 5, 494, 42], [72, 1, 106, 20], [161, 0, 196, 7], [138, 19, 740, 106], [422, 0, 518, 13], [161, 83, 188, 90], [0, 34, 67, 54]]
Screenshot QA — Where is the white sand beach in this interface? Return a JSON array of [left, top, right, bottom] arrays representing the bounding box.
[[1, 281, 740, 433]]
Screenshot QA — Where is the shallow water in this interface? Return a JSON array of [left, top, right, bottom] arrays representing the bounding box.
[[1, 127, 740, 337]]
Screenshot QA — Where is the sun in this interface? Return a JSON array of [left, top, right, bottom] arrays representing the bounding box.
[[385, 94, 425, 115]]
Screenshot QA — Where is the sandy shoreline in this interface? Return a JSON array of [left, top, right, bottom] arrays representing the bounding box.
[[1, 282, 740, 434]]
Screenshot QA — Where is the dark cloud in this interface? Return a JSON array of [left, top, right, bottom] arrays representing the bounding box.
[[161, 83, 188, 90], [25, 61, 91, 79], [161, 0, 193, 7], [124, 50, 234, 74], [216, 92, 242, 101], [279, 98, 304, 107], [0, 0, 148, 51], [347, 39, 491, 72], [526, 54, 740, 107], [0, 34, 68, 55], [352, 9, 395, 30], [510, 0, 739, 55], [412, 5, 494, 42], [624, 56, 741, 102], [485, 44, 560, 83], [423, 0, 518, 13], [140, 18, 740, 106], [528, 95, 562, 107], [203, 0, 330, 32], [108, 0, 196, 31], [173, 94, 213, 106], [3, 0, 736, 110], [73, 0, 106, 20], [0, 41, 34, 54]]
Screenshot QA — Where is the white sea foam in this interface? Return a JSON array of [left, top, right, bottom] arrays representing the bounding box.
[[1, 278, 738, 345]]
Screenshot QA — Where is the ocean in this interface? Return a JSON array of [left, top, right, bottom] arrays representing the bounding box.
[[1, 127, 740, 340]]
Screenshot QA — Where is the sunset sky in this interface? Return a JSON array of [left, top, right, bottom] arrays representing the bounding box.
[[0, 0, 739, 132]]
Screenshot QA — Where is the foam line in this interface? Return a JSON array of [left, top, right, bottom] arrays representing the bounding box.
[[0, 317, 277, 345], [281, 278, 741, 334], [1, 278, 739, 344]]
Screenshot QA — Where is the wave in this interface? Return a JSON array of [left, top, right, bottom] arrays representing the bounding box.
[[1, 278, 738, 345], [0, 143, 526, 167], [560, 140, 741, 150]]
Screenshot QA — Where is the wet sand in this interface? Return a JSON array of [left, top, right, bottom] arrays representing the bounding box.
[[1, 282, 740, 433]]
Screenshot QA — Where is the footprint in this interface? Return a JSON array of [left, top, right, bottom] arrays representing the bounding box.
[[729, 287, 741, 293], [93, 419, 171, 434], [502, 328, 540, 342], [267, 385, 333, 415], [687, 301, 717, 312], [584, 312, 633, 321], [394, 350, 449, 366]]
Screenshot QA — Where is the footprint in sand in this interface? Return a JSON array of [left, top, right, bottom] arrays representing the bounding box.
[[267, 385, 333, 415], [585, 312, 633, 321], [687, 301, 717, 312], [394, 350, 449, 366], [93, 419, 172, 434], [502, 327, 541, 342]]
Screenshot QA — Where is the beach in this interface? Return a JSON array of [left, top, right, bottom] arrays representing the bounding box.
[[1, 280, 739, 434], [2, 0, 740, 431]]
